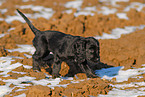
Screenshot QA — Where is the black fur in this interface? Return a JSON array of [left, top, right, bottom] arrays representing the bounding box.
[[17, 9, 100, 78]]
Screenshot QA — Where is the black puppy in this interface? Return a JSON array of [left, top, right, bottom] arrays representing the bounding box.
[[17, 9, 100, 78]]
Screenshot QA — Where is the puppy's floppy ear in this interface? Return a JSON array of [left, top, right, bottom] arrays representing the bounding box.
[[85, 37, 99, 47], [85, 37, 100, 63]]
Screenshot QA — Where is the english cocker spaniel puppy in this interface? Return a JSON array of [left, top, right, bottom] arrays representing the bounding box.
[[17, 9, 100, 78]]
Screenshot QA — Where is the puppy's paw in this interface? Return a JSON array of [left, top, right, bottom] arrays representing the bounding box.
[[52, 73, 60, 79], [87, 73, 98, 78], [52, 75, 59, 79]]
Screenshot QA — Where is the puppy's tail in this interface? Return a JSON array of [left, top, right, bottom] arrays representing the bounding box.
[[17, 9, 41, 35]]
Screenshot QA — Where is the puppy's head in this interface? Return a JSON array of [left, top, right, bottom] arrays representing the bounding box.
[[73, 37, 100, 64], [85, 37, 100, 63], [73, 39, 86, 63]]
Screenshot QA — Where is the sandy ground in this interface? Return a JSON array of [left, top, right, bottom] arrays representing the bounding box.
[[0, 0, 145, 97]]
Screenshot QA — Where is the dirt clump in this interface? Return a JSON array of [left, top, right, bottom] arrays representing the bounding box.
[[25, 85, 52, 97], [0, 21, 10, 33], [28, 71, 46, 80], [62, 78, 112, 96], [59, 62, 69, 77], [23, 78, 112, 97], [74, 73, 88, 80]]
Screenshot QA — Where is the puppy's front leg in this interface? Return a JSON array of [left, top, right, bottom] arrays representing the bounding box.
[[78, 63, 98, 78], [66, 61, 81, 77], [52, 55, 62, 78]]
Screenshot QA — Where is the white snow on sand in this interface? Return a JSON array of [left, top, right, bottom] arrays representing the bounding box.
[[98, 88, 145, 97], [0, 85, 12, 97], [5, 5, 54, 23], [64, 0, 83, 9], [124, 2, 145, 12], [96, 64, 145, 97], [7, 45, 35, 55], [0, 9, 7, 14], [95, 25, 145, 39], [0, 33, 7, 38], [99, 0, 129, 6], [116, 13, 129, 20], [64, 0, 118, 16], [74, 6, 117, 16], [99, 6, 117, 15]]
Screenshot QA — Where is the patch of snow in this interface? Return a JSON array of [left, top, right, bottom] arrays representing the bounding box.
[[99, 0, 129, 6], [116, 13, 129, 20], [96, 64, 145, 97], [23, 54, 32, 58], [74, 11, 95, 17], [7, 28, 15, 32], [84, 6, 96, 12], [63, 9, 73, 14], [98, 88, 145, 97], [23, 65, 32, 69], [112, 83, 136, 89], [124, 2, 145, 12], [0, 18, 4, 21], [72, 6, 117, 17], [5, 15, 25, 23], [74, 6, 96, 17], [12, 71, 27, 74], [5, 5, 54, 23], [111, 81, 145, 90], [0, 62, 23, 75], [32, 78, 64, 89], [99, 6, 117, 15], [3, 76, 36, 86], [15, 89, 28, 92], [64, 0, 83, 10], [0, 9, 7, 14], [61, 77, 74, 80], [0, 85, 12, 97], [95, 25, 145, 39], [7, 45, 35, 55], [0, 33, 7, 38], [22, 0, 29, 2]]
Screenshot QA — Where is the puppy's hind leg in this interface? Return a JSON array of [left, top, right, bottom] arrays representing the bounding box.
[[66, 61, 81, 77], [52, 55, 62, 78]]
